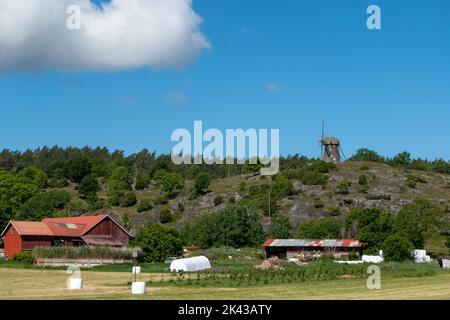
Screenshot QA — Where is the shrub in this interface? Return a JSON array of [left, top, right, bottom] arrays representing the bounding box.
[[313, 198, 324, 208], [308, 161, 337, 173], [137, 199, 153, 212], [358, 175, 368, 186], [382, 234, 413, 262], [154, 194, 169, 205], [159, 209, 173, 224], [119, 191, 137, 207], [406, 177, 417, 189], [194, 173, 211, 195], [12, 252, 33, 264], [131, 223, 183, 262], [301, 171, 327, 186], [135, 174, 151, 190], [365, 194, 391, 200], [328, 206, 341, 216], [336, 179, 351, 195], [214, 196, 224, 206]]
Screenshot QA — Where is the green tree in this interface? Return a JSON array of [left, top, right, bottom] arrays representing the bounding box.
[[64, 157, 91, 184], [392, 151, 412, 167], [17, 190, 71, 220], [350, 148, 385, 163], [181, 205, 265, 248], [79, 174, 100, 201], [297, 217, 341, 239], [17, 166, 48, 189], [160, 172, 184, 199], [0, 169, 39, 229], [107, 166, 133, 206], [194, 172, 211, 195], [393, 199, 447, 248], [268, 215, 292, 239], [131, 223, 183, 262], [382, 234, 413, 262]]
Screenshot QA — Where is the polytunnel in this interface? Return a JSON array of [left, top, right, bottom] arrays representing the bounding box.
[[170, 256, 211, 272]]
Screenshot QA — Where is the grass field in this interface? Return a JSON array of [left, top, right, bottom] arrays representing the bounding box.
[[1, 267, 450, 300]]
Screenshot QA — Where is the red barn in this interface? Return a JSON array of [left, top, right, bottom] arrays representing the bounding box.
[[1, 215, 132, 259]]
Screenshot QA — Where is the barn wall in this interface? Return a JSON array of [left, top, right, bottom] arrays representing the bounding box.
[[3, 225, 22, 258], [86, 217, 130, 246], [21, 236, 53, 251]]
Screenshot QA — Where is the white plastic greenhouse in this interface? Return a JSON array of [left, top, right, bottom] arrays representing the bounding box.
[[170, 256, 212, 272]]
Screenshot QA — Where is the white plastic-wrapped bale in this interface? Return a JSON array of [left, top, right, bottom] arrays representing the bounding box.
[[412, 250, 431, 263], [362, 255, 384, 264], [442, 259, 450, 269], [170, 256, 211, 272]]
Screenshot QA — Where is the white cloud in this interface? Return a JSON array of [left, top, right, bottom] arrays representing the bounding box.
[[0, 0, 210, 72], [266, 82, 281, 94]]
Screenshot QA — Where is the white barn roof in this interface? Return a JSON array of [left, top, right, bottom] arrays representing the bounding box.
[[170, 256, 211, 272]]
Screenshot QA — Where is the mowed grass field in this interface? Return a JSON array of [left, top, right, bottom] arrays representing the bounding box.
[[1, 268, 450, 300]]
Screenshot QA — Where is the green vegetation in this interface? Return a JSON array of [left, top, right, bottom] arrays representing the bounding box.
[[131, 222, 183, 262], [268, 215, 293, 238], [336, 179, 351, 195], [107, 166, 134, 206], [137, 199, 152, 212], [17, 190, 71, 220], [181, 205, 265, 248], [12, 252, 33, 264], [159, 209, 173, 224], [160, 172, 184, 199], [194, 172, 211, 195], [382, 235, 413, 262], [297, 217, 340, 239], [32, 246, 141, 260]]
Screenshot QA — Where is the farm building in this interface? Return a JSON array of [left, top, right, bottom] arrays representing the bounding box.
[[263, 239, 363, 259], [1, 214, 132, 258]]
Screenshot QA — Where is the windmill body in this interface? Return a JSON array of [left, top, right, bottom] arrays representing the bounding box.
[[321, 137, 341, 163]]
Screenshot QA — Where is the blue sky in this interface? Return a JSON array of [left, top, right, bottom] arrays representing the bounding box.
[[0, 0, 449, 159]]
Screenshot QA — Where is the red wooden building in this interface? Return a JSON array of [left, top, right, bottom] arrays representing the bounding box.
[[1, 215, 132, 258]]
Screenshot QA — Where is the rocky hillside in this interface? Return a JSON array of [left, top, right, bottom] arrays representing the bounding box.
[[100, 161, 449, 234]]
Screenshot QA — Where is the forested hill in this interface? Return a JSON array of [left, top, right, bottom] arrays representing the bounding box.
[[0, 146, 449, 253]]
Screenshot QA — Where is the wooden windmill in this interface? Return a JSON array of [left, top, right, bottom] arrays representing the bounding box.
[[319, 121, 344, 164]]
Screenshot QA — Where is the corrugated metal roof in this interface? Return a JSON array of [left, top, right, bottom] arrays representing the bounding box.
[[2, 215, 132, 240], [262, 239, 362, 248], [9, 221, 54, 236], [46, 222, 85, 237], [43, 215, 107, 234], [82, 235, 124, 246]]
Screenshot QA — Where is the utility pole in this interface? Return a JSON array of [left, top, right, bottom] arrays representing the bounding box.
[[268, 191, 271, 220]]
